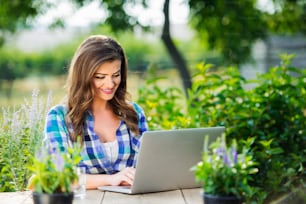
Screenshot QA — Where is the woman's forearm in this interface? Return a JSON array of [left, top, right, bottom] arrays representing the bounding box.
[[85, 174, 112, 189], [85, 167, 135, 189]]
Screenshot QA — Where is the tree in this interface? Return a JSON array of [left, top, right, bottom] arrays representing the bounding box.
[[70, 0, 306, 96], [188, 0, 267, 65], [267, 0, 306, 34], [0, 0, 50, 46], [161, 0, 191, 96], [0, 0, 51, 97], [1, 0, 306, 96], [188, 0, 306, 65], [0, 49, 29, 98]]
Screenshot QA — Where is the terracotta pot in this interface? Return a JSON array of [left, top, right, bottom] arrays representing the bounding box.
[[32, 192, 74, 204], [203, 193, 243, 204]]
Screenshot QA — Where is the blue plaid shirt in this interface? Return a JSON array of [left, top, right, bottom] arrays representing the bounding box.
[[44, 102, 148, 174]]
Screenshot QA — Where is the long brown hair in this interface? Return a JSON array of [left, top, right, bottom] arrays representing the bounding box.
[[65, 35, 139, 142]]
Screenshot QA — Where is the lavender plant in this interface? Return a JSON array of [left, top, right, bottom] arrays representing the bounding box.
[[192, 135, 258, 201], [0, 90, 52, 191]]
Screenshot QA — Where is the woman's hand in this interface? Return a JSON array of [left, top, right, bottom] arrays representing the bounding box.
[[83, 167, 136, 189], [108, 167, 136, 186]]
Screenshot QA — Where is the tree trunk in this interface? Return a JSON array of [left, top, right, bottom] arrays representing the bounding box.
[[161, 0, 192, 97]]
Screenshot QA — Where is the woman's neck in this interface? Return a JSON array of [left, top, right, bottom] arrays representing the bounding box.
[[91, 99, 109, 113]]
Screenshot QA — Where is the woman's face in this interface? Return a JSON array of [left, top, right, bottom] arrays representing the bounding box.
[[92, 59, 121, 102]]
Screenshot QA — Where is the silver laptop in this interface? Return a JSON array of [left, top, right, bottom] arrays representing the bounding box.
[[97, 126, 225, 194]]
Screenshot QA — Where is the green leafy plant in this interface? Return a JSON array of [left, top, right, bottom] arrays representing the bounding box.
[[138, 54, 306, 203], [137, 65, 188, 130], [27, 143, 82, 194], [187, 55, 306, 202], [192, 135, 258, 201]]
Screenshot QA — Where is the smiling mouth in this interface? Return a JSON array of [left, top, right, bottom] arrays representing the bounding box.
[[101, 89, 114, 94]]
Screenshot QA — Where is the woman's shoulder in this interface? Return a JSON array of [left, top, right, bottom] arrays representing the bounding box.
[[131, 102, 144, 114], [47, 104, 68, 116]]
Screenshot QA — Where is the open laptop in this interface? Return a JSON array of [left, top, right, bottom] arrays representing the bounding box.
[[97, 126, 225, 194]]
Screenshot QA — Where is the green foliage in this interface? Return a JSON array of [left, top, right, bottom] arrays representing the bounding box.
[[0, 0, 50, 46], [188, 0, 306, 65], [267, 0, 306, 34], [116, 32, 157, 71], [75, 0, 149, 32], [1, 26, 194, 82], [28, 142, 82, 194], [2, 0, 306, 91], [188, 56, 306, 201], [0, 90, 51, 192], [137, 66, 188, 130], [75, 0, 306, 66], [137, 55, 306, 202], [0, 35, 77, 83], [0, 49, 31, 80], [188, 0, 267, 65], [0, 47, 69, 81], [192, 136, 258, 201]]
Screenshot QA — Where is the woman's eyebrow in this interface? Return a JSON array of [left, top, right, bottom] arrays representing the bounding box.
[[113, 69, 121, 74], [94, 69, 121, 75], [94, 73, 106, 77]]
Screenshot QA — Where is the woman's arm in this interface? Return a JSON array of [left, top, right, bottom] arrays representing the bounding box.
[[44, 105, 71, 152], [86, 167, 136, 189]]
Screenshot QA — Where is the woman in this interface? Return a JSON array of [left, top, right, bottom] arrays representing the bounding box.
[[44, 35, 148, 189]]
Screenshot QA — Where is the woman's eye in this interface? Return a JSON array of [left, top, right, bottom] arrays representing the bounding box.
[[113, 74, 120, 78], [94, 76, 104, 79]]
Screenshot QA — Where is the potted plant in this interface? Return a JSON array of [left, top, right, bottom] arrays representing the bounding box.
[[27, 143, 82, 204], [192, 135, 258, 204]]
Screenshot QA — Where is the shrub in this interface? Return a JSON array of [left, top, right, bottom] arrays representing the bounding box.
[[0, 90, 51, 192], [137, 66, 188, 130], [137, 54, 306, 203], [188, 55, 306, 202]]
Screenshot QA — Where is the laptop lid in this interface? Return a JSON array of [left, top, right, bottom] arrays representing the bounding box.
[[98, 126, 225, 194]]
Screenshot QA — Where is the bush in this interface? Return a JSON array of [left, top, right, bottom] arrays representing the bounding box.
[[0, 90, 51, 191], [137, 54, 306, 203], [137, 66, 188, 129]]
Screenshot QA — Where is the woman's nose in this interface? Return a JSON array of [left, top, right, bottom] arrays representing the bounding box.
[[104, 77, 115, 87]]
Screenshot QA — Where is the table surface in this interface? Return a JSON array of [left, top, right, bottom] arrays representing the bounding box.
[[0, 188, 203, 204]]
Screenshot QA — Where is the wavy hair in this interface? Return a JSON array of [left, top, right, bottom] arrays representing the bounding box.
[[65, 35, 139, 142]]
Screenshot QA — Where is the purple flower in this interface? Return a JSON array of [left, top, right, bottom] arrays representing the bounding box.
[[216, 147, 231, 167], [215, 147, 226, 157], [53, 152, 64, 172], [223, 152, 230, 167], [35, 149, 44, 161], [35, 148, 49, 162], [231, 147, 238, 164]]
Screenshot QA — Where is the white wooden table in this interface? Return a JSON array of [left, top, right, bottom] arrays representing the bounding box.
[[0, 188, 203, 204]]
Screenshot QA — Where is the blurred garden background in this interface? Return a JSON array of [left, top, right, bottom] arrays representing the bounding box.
[[0, 0, 305, 203]]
